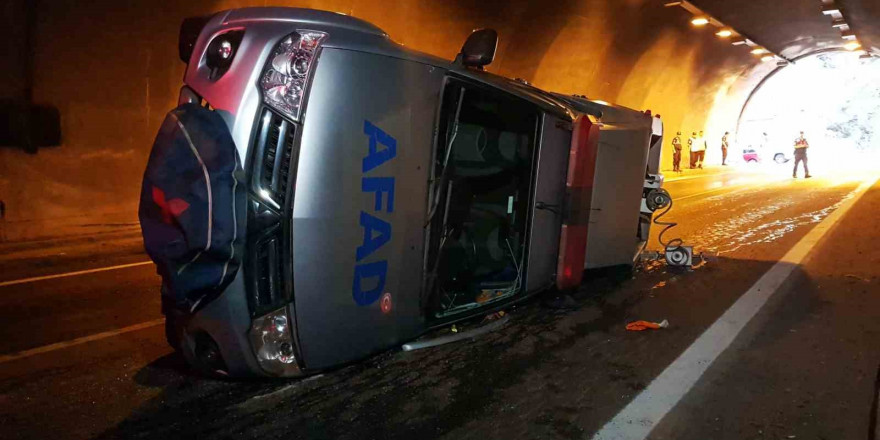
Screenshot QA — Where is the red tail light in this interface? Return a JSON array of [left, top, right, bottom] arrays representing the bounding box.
[[556, 115, 600, 290]]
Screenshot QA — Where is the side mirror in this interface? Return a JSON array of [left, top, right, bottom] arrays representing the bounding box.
[[455, 29, 498, 69]]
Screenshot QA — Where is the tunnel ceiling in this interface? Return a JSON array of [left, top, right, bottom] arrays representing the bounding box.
[[690, 0, 880, 59]]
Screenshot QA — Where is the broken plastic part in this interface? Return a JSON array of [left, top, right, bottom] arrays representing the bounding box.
[[625, 319, 669, 331]]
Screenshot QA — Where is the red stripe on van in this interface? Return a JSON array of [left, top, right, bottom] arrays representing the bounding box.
[[556, 115, 600, 290]]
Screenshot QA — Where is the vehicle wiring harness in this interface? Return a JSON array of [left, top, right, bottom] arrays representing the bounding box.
[[648, 188, 682, 251]]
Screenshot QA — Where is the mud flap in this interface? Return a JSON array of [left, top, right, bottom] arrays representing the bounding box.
[[139, 103, 246, 312]]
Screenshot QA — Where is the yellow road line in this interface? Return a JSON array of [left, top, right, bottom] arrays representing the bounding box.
[[675, 185, 743, 201], [0, 261, 154, 288], [0, 318, 165, 365], [665, 171, 737, 183]]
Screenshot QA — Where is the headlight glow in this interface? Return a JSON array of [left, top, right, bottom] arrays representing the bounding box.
[[259, 30, 327, 121]]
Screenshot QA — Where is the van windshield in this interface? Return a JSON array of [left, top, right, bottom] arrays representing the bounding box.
[[424, 79, 540, 320]]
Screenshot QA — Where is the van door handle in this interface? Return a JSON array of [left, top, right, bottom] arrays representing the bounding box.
[[535, 202, 560, 215]]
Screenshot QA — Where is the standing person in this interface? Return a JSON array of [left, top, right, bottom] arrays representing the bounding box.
[[694, 131, 706, 169], [793, 131, 811, 178], [721, 132, 729, 165], [688, 132, 697, 169], [699, 131, 708, 168], [672, 131, 683, 172]]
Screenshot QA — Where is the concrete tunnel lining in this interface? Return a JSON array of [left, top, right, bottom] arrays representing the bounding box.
[[0, 0, 874, 241]]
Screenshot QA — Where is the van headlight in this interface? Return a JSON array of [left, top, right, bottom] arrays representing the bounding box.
[[249, 307, 302, 376], [259, 30, 327, 121]]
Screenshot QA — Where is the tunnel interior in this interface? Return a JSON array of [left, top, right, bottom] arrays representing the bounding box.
[[0, 1, 874, 241], [0, 0, 757, 239], [3, 1, 880, 439]]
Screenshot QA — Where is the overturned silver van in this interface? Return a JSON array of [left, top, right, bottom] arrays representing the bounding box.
[[140, 7, 664, 378]]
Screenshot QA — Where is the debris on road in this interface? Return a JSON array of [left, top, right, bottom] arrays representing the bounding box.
[[699, 251, 719, 263], [483, 311, 507, 322], [626, 319, 670, 331], [639, 250, 662, 261], [637, 258, 665, 273]]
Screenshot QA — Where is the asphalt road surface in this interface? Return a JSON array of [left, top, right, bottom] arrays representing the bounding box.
[[1, 167, 878, 440]]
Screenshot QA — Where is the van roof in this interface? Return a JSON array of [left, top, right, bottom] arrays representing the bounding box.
[[218, 8, 638, 122]]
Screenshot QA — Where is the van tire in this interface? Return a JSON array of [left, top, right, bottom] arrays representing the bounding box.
[[774, 153, 787, 164]]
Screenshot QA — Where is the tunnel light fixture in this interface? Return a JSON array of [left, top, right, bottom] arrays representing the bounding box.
[[666, 0, 793, 64], [831, 18, 848, 28], [822, 4, 841, 16], [844, 41, 861, 51], [776, 60, 789, 67], [841, 29, 857, 40], [761, 55, 775, 62], [751, 48, 768, 55]]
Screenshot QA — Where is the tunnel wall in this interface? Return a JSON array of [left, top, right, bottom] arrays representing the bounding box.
[[0, 0, 762, 241], [0, 0, 29, 101]]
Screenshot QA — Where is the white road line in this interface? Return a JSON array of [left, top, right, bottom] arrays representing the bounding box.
[[0, 261, 153, 288], [0, 318, 165, 365], [593, 176, 878, 440]]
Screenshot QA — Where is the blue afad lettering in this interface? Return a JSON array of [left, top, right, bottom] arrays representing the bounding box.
[[352, 121, 397, 306]]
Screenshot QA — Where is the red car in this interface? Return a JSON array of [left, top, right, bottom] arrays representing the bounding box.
[[743, 148, 760, 163]]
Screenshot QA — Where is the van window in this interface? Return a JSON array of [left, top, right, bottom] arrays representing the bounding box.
[[424, 79, 540, 319]]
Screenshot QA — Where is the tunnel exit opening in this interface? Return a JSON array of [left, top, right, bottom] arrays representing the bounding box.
[[737, 51, 880, 175]]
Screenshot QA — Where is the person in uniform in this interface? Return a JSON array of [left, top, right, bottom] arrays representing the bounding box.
[[688, 132, 697, 169], [672, 131, 683, 172], [694, 131, 706, 169], [793, 131, 811, 178], [721, 132, 729, 166]]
